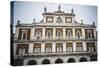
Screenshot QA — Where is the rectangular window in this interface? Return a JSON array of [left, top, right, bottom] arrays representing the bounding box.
[[75, 29, 82, 38], [56, 43, 63, 53], [87, 42, 95, 52], [45, 43, 52, 53], [33, 43, 41, 53], [66, 43, 73, 52], [76, 42, 83, 51], [46, 17, 53, 22], [66, 29, 72, 38], [85, 29, 94, 39], [16, 44, 29, 55]]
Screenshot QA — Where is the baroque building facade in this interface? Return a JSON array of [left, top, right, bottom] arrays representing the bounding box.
[[13, 5, 97, 66]]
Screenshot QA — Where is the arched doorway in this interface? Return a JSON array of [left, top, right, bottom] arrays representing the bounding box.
[[42, 59, 50, 64], [67, 58, 75, 63], [55, 58, 63, 64], [28, 60, 37, 65], [80, 57, 87, 62]]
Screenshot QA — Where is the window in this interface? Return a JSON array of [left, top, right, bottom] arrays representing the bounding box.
[[66, 43, 73, 52], [33, 43, 41, 53], [16, 44, 29, 55], [77, 33, 80, 38], [45, 43, 52, 53], [35, 29, 42, 38], [87, 43, 95, 52], [19, 48, 25, 55], [46, 29, 53, 38], [75, 29, 82, 38], [46, 17, 53, 22], [76, 42, 83, 51], [85, 29, 94, 39], [56, 43, 63, 52], [56, 29, 63, 37], [18, 29, 31, 40], [23, 32, 26, 40], [65, 17, 72, 23], [66, 29, 72, 38]]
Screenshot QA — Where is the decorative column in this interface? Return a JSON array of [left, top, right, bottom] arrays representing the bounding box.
[[41, 42, 45, 53], [95, 41, 97, 52], [14, 43, 17, 56], [93, 28, 96, 39], [63, 28, 66, 39], [42, 27, 45, 39], [73, 42, 76, 51], [28, 43, 33, 54], [43, 16, 46, 23], [63, 42, 66, 52], [73, 28, 75, 38], [30, 28, 35, 40], [83, 42, 87, 51], [15, 27, 19, 39], [82, 28, 85, 39], [52, 42, 56, 53], [53, 28, 56, 39]]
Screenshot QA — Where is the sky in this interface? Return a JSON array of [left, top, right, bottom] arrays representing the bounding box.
[[13, 1, 97, 29]]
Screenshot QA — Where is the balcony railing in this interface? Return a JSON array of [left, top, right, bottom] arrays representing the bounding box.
[[14, 51, 96, 59], [14, 36, 97, 41]]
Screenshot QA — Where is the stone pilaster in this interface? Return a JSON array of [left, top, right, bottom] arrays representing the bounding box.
[[30, 28, 34, 40], [52, 42, 56, 53], [42, 28, 45, 39], [41, 43, 45, 53], [83, 42, 87, 51], [93, 28, 96, 39], [63, 42, 66, 52], [14, 43, 17, 56], [73, 28, 75, 37], [15, 27, 19, 39], [63, 28, 66, 39], [73, 42, 76, 51], [53, 28, 56, 39], [28, 43, 33, 54], [82, 28, 85, 39]]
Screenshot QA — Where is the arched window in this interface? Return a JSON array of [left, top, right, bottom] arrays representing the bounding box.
[[55, 58, 63, 64], [67, 58, 75, 63], [28, 60, 37, 65], [79, 57, 87, 62], [42, 59, 50, 64]]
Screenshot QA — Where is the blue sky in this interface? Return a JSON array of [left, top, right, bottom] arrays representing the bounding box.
[[13, 1, 97, 25]]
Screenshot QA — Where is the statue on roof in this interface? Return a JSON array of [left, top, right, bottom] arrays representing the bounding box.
[[33, 18, 35, 23], [71, 8, 74, 14], [81, 19, 84, 25], [44, 6, 47, 13], [93, 21, 95, 26], [17, 20, 20, 25], [58, 5, 61, 11]]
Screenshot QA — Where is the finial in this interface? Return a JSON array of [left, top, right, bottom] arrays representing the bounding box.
[[93, 21, 95, 26], [33, 18, 35, 23], [17, 20, 20, 25], [44, 6, 47, 13], [58, 5, 61, 11], [71, 8, 74, 14], [81, 19, 83, 25]]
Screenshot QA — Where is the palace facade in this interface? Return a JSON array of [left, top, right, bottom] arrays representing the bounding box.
[[13, 5, 97, 66]]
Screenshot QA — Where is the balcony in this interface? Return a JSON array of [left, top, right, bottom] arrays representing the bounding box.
[[14, 51, 97, 59], [14, 36, 96, 42]]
